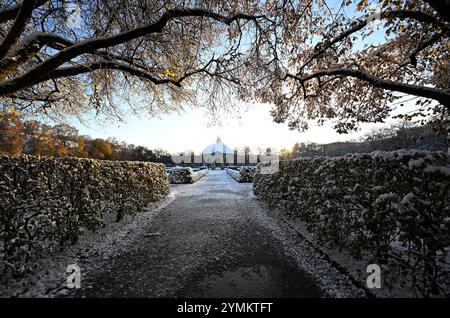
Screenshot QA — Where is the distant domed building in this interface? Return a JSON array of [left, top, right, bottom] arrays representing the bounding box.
[[202, 137, 234, 167]]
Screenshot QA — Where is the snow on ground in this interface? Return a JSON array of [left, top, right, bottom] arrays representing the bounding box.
[[174, 171, 366, 297], [255, 200, 439, 297], [0, 194, 175, 298], [249, 195, 367, 298], [1, 170, 368, 298]]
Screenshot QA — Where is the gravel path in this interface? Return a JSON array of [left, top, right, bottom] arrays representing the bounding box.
[[69, 170, 363, 298]]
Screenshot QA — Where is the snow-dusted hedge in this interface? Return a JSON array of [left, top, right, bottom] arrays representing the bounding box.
[[226, 166, 256, 183], [253, 150, 450, 296], [226, 168, 241, 181], [168, 167, 208, 184], [0, 155, 169, 277], [239, 166, 256, 182]]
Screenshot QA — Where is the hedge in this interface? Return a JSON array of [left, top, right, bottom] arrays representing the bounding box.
[[226, 166, 256, 183], [168, 167, 208, 184], [0, 155, 169, 277], [253, 150, 450, 297]]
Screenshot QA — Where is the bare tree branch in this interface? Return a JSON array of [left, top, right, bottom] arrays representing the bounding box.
[[299, 9, 449, 74], [0, 0, 48, 24], [0, 32, 72, 80], [397, 32, 444, 70], [0, 7, 264, 97], [5, 56, 226, 93], [286, 68, 450, 108], [0, 0, 37, 60], [44, 61, 180, 86]]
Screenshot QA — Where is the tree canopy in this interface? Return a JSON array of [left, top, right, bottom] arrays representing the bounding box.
[[0, 0, 271, 121], [241, 0, 450, 132], [0, 0, 448, 132]]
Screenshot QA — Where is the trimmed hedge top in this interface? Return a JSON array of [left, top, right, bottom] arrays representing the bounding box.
[[168, 167, 208, 184], [226, 166, 256, 183]]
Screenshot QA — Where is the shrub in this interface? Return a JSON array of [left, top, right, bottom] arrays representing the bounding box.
[[239, 166, 256, 182], [253, 150, 450, 297], [226, 168, 241, 181], [0, 155, 169, 277], [226, 166, 256, 183], [168, 167, 208, 184]]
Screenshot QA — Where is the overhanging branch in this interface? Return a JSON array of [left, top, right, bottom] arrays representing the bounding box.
[[300, 9, 449, 73], [0, 32, 73, 80], [0, 0, 37, 60], [46, 61, 182, 86], [0, 8, 264, 97], [3, 57, 222, 94], [286, 68, 450, 108], [0, 0, 48, 24]]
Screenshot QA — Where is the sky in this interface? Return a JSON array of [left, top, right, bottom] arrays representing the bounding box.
[[69, 100, 409, 154], [66, 1, 417, 154]]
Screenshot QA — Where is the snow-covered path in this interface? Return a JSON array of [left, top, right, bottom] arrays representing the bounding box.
[[64, 170, 362, 298]]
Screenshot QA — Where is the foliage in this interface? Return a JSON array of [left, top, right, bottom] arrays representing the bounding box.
[[168, 167, 208, 183], [279, 122, 448, 159], [253, 150, 450, 297], [226, 166, 255, 182], [0, 154, 169, 277], [0, 108, 22, 154], [243, 0, 450, 132], [0, 0, 272, 122], [0, 112, 173, 162], [1, 1, 447, 131]]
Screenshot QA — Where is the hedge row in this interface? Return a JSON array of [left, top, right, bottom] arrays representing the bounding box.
[[168, 167, 208, 184], [253, 150, 450, 297], [0, 155, 170, 277], [226, 166, 256, 183]]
